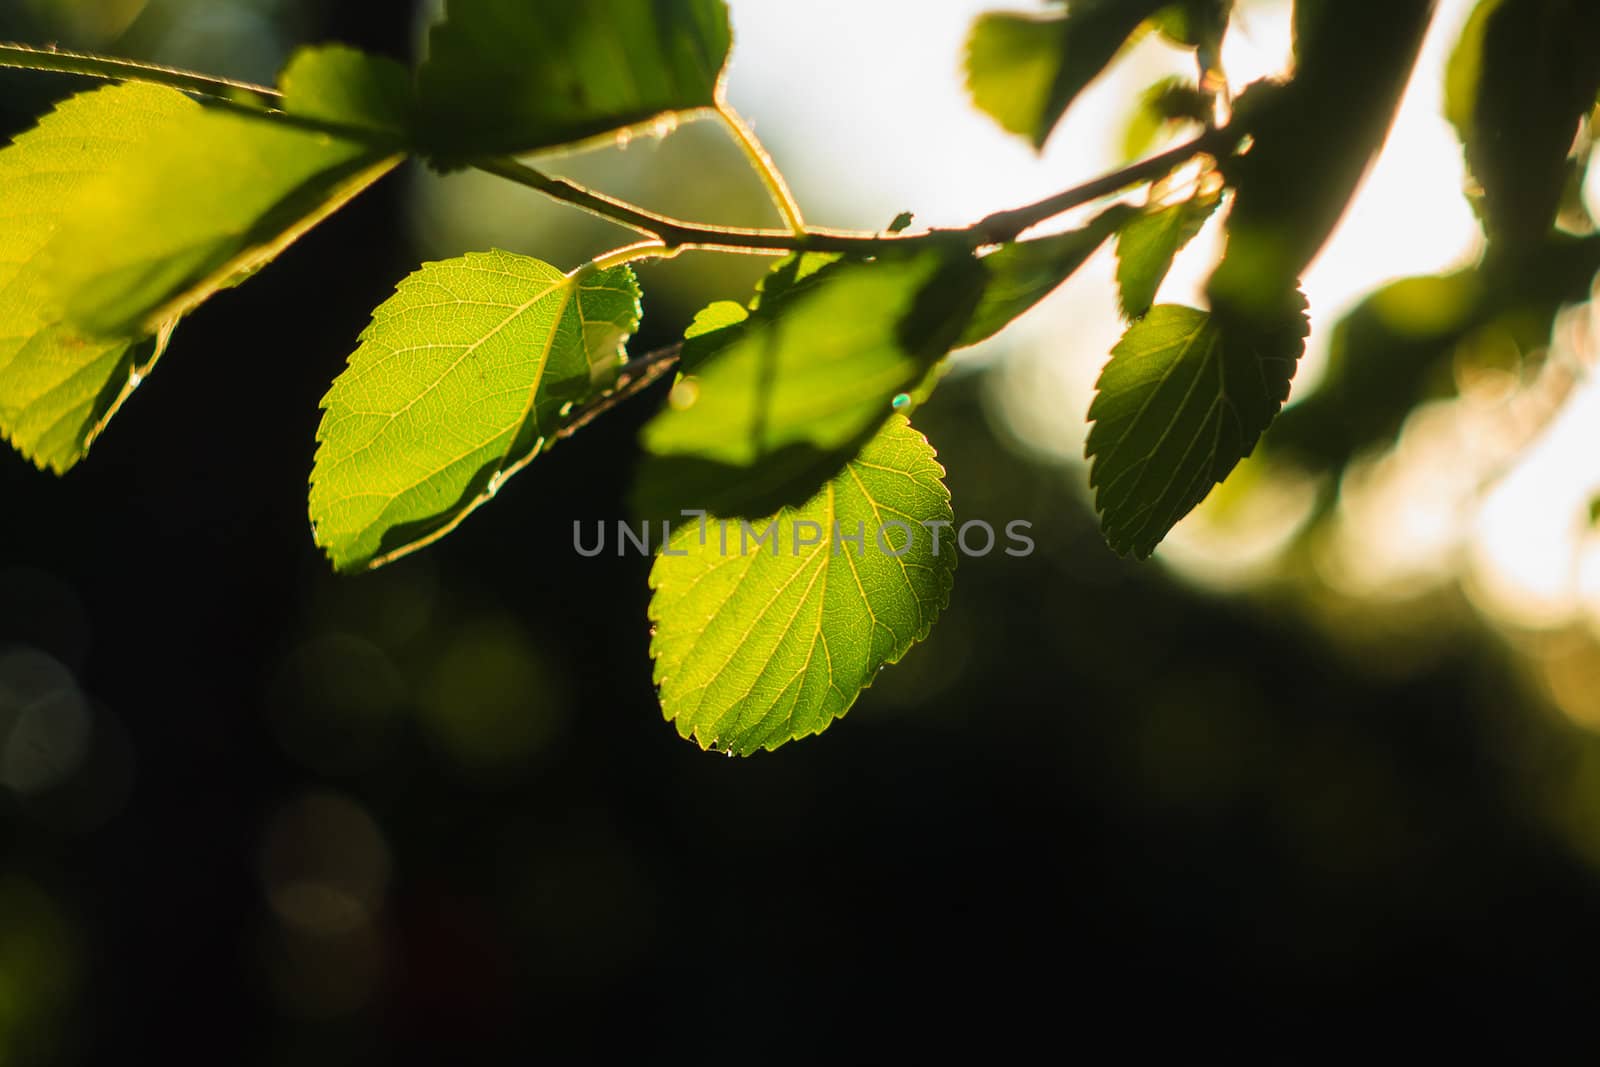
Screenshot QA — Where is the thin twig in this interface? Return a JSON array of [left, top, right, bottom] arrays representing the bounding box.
[[470, 154, 935, 254], [716, 101, 807, 236], [972, 125, 1239, 244], [0, 41, 279, 105], [555, 343, 684, 441], [475, 126, 1243, 257]]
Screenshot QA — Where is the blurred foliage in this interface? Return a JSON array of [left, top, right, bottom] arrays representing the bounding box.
[[1269, 234, 1600, 478], [0, 877, 81, 1063], [414, 0, 730, 162], [1209, 1, 1437, 312], [1119, 74, 1212, 161], [963, 0, 1169, 150], [1446, 0, 1600, 254]]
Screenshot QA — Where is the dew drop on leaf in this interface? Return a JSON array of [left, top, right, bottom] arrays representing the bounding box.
[[668, 380, 700, 411]]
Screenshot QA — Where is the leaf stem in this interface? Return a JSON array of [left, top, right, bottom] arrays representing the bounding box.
[[581, 240, 675, 273], [715, 101, 806, 236], [0, 41, 279, 105]]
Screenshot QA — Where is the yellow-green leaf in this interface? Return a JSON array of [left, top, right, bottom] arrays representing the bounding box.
[[0, 83, 190, 472], [310, 250, 642, 572], [648, 415, 956, 755], [43, 47, 408, 337]]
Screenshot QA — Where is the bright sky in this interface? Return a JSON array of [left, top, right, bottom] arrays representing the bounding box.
[[725, 0, 1600, 638]]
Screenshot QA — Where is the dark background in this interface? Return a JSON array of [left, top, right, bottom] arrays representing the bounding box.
[[4, 1, 1600, 1060]]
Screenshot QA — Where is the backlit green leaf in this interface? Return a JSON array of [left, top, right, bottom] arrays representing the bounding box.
[[648, 415, 956, 755], [310, 250, 642, 572], [1087, 295, 1308, 558], [959, 205, 1133, 346], [417, 0, 732, 161], [43, 46, 408, 337], [1115, 184, 1222, 320], [636, 249, 983, 520], [965, 0, 1166, 149], [0, 83, 190, 473]]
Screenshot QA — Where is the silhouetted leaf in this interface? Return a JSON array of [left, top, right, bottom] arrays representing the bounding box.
[[1087, 294, 1309, 557], [648, 415, 956, 755], [965, 0, 1167, 149], [1115, 183, 1222, 319], [310, 250, 641, 572], [1210, 2, 1435, 314], [0, 83, 189, 472], [43, 46, 409, 337], [636, 250, 983, 520], [1151, 0, 1232, 77], [1446, 0, 1600, 252], [417, 0, 731, 161]]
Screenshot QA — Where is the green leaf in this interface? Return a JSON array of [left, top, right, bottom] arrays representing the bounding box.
[[965, 1, 1166, 150], [417, 0, 732, 161], [648, 414, 956, 755], [310, 250, 642, 572], [1115, 184, 1222, 320], [1119, 75, 1212, 161], [0, 83, 191, 473], [635, 250, 983, 521], [1087, 295, 1309, 558], [276, 44, 415, 136], [959, 205, 1133, 346], [1446, 0, 1600, 252], [42, 46, 408, 337]]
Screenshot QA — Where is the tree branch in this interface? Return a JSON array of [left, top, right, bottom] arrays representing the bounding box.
[[554, 343, 684, 442], [474, 125, 1243, 258], [972, 125, 1239, 243]]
